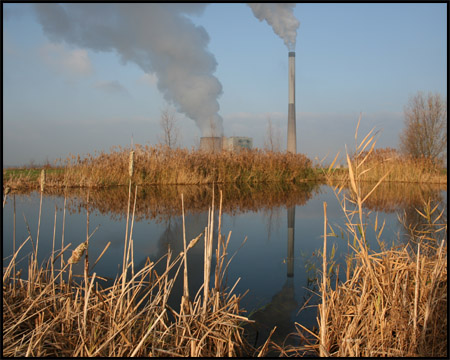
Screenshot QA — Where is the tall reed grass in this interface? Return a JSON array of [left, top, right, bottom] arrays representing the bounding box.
[[350, 147, 446, 184], [63, 145, 314, 187], [4, 143, 446, 191], [293, 119, 447, 357], [3, 184, 263, 356], [4, 145, 314, 190]]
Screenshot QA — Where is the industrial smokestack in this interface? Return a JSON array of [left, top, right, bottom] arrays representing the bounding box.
[[287, 51, 296, 153]]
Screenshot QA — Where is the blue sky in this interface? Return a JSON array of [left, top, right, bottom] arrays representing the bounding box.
[[3, 3, 447, 167]]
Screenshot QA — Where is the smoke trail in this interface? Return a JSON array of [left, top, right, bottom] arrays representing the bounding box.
[[247, 3, 300, 51], [33, 3, 223, 136]]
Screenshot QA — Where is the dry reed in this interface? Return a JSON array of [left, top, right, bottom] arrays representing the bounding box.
[[348, 147, 446, 184], [304, 118, 448, 357], [3, 145, 313, 190], [4, 143, 445, 191], [40, 169, 46, 193], [3, 184, 259, 357]]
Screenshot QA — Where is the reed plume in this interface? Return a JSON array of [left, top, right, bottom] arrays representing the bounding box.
[[40, 169, 46, 192], [129, 150, 134, 178], [3, 185, 10, 208], [67, 241, 88, 264]]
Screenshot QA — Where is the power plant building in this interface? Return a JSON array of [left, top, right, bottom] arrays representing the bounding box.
[[199, 137, 223, 152], [200, 52, 294, 154], [199, 136, 253, 152], [223, 136, 253, 151]]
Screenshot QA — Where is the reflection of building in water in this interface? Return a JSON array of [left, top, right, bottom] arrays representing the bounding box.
[[135, 212, 215, 311], [245, 278, 299, 349], [245, 205, 299, 350]]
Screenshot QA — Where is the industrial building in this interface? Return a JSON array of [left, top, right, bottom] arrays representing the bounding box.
[[199, 137, 223, 152], [223, 136, 253, 151], [199, 136, 253, 152], [200, 50, 295, 154]]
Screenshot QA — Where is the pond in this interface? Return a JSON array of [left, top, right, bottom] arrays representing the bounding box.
[[2, 181, 446, 348]]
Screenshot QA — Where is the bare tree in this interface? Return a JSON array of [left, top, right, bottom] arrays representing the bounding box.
[[264, 117, 281, 152], [399, 92, 447, 162], [159, 107, 180, 148]]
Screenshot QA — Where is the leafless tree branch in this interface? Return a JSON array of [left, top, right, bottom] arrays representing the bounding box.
[[159, 107, 180, 148], [399, 91, 447, 163]]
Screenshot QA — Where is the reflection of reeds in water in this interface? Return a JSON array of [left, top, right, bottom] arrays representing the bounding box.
[[46, 182, 320, 223], [399, 197, 447, 256], [358, 181, 445, 213], [293, 118, 447, 357], [3, 185, 261, 356]]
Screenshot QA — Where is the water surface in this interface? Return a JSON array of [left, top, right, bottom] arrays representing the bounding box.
[[3, 182, 446, 347]]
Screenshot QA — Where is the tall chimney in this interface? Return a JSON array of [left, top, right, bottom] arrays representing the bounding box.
[[287, 51, 296, 153]]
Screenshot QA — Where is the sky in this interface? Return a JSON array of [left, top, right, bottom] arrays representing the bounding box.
[[2, 3, 447, 167]]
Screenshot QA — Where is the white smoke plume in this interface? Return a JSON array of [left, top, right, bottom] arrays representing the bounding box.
[[33, 3, 223, 136], [248, 3, 300, 51]]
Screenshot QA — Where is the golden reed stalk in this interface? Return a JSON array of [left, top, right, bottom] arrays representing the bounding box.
[[40, 169, 46, 193], [129, 150, 134, 178]]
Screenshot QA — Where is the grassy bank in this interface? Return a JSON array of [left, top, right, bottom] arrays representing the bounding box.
[[323, 145, 446, 183], [3, 168, 64, 190], [351, 147, 446, 184], [59, 145, 313, 188], [3, 147, 446, 193]]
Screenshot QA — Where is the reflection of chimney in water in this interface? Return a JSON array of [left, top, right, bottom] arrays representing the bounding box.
[[287, 206, 295, 277]]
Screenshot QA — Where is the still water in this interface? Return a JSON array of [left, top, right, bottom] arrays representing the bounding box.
[[2, 182, 446, 346]]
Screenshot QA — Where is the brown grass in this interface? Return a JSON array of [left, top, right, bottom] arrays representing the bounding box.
[[3, 185, 265, 357], [313, 237, 447, 356], [3, 146, 314, 190], [352, 147, 446, 184], [4, 143, 446, 192], [58, 145, 314, 188]]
